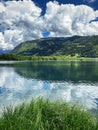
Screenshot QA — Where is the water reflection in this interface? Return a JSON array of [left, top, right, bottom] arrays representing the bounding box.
[[0, 63, 98, 111], [43, 81, 50, 90], [12, 61, 98, 83]]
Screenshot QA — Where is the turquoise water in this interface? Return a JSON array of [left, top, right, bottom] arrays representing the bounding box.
[[0, 61, 98, 112]]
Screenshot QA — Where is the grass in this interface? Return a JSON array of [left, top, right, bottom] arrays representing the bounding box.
[[0, 97, 98, 130]]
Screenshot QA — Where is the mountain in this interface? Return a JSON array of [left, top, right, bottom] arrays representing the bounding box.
[[11, 36, 98, 57]]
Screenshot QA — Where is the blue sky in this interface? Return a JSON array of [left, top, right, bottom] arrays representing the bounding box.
[[33, 0, 98, 12], [3, 0, 98, 11], [0, 0, 98, 50]]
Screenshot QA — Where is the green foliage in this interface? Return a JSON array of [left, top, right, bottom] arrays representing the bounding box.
[[0, 54, 31, 61], [0, 98, 97, 130], [0, 54, 98, 61], [11, 36, 98, 58]]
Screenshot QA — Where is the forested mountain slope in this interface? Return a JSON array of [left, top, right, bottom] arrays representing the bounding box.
[[12, 36, 98, 57]]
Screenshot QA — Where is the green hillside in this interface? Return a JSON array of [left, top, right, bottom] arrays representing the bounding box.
[[12, 36, 98, 57]]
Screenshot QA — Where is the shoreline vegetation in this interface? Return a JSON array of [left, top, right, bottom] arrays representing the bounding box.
[[0, 54, 98, 61], [0, 98, 98, 130]]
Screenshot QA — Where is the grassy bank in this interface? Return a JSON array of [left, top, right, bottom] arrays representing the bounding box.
[[0, 98, 98, 130], [0, 54, 98, 61]]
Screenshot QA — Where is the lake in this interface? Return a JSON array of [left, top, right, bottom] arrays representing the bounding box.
[[0, 60, 98, 113]]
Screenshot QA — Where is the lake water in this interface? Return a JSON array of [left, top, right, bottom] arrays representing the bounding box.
[[0, 61, 98, 113]]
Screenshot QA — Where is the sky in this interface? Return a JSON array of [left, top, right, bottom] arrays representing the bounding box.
[[0, 0, 98, 50]]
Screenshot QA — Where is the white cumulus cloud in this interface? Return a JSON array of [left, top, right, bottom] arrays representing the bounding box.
[[0, 32, 12, 50], [44, 1, 98, 37], [0, 0, 43, 50], [0, 0, 98, 50]]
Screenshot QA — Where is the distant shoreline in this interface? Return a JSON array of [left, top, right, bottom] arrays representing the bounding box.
[[0, 54, 98, 61], [0, 54, 98, 62]]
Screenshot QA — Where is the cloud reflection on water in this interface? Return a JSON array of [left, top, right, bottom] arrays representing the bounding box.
[[0, 67, 98, 111]]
